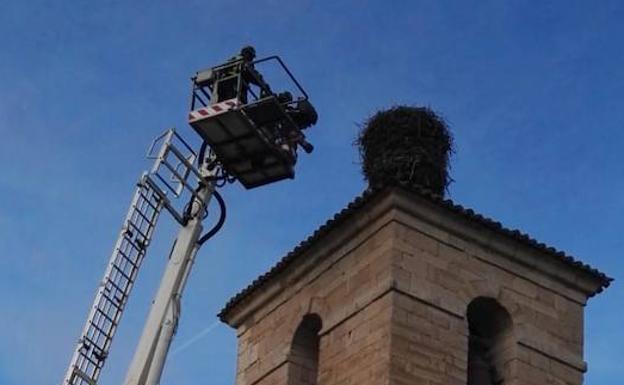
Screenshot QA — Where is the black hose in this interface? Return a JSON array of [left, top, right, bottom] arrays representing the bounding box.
[[198, 141, 208, 169], [197, 189, 226, 245], [196, 140, 227, 245]]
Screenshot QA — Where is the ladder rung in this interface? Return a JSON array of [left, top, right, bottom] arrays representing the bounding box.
[[84, 329, 108, 351], [102, 276, 126, 296], [126, 221, 149, 242], [138, 191, 160, 210], [116, 246, 140, 265], [78, 350, 102, 369], [88, 319, 111, 338], [122, 234, 147, 252], [105, 276, 126, 296], [94, 308, 116, 326], [103, 282, 126, 306], [117, 249, 139, 269], [82, 335, 107, 356], [99, 291, 122, 313], [131, 204, 155, 224], [116, 247, 138, 264], [111, 264, 132, 282]]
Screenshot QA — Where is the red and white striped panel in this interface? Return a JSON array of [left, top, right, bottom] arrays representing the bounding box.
[[188, 98, 241, 123]]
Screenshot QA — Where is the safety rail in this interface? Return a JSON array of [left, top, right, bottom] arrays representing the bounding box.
[[190, 55, 308, 111], [145, 129, 208, 224]]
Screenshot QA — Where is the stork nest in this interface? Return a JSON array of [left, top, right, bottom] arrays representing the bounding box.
[[357, 106, 453, 196]]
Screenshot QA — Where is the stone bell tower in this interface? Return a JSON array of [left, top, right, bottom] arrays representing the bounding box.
[[218, 186, 610, 385], [219, 105, 610, 385]]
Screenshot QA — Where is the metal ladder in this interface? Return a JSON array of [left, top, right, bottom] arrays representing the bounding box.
[[62, 129, 204, 385]]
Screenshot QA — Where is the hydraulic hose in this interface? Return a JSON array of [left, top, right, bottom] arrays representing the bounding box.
[[198, 141, 208, 169], [196, 141, 227, 245], [198, 189, 226, 245]]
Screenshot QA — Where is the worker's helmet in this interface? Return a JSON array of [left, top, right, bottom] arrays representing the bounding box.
[[241, 46, 256, 61]]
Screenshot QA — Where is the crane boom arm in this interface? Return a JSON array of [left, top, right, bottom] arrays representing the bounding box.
[[123, 182, 214, 385]]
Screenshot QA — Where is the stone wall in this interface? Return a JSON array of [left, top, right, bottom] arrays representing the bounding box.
[[389, 194, 589, 385], [229, 196, 396, 385], [224, 190, 604, 385]]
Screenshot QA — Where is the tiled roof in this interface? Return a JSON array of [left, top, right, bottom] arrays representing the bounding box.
[[218, 186, 612, 321]]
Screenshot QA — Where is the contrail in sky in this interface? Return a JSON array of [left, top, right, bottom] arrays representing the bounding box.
[[171, 320, 220, 356]]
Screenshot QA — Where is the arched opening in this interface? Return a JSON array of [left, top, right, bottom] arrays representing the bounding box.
[[288, 314, 322, 385], [467, 297, 513, 385]]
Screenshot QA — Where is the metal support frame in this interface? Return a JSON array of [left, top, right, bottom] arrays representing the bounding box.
[[123, 177, 215, 385]]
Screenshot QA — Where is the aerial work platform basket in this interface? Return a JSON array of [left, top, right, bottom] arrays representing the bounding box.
[[188, 48, 317, 189], [61, 46, 318, 385]]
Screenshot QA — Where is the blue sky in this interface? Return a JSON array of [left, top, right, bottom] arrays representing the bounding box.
[[1, 1, 622, 384]]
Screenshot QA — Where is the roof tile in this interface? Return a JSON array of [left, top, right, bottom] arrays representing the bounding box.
[[218, 186, 612, 321]]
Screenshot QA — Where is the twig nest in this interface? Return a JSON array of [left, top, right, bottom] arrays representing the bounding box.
[[357, 106, 453, 196]]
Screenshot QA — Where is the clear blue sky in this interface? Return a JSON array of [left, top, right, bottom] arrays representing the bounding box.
[[1, 1, 622, 384]]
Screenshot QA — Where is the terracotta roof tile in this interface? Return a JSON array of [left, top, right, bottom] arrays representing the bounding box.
[[218, 186, 612, 321]]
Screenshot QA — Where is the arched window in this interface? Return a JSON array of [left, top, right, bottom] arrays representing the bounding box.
[[467, 298, 513, 385], [288, 314, 322, 385]]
